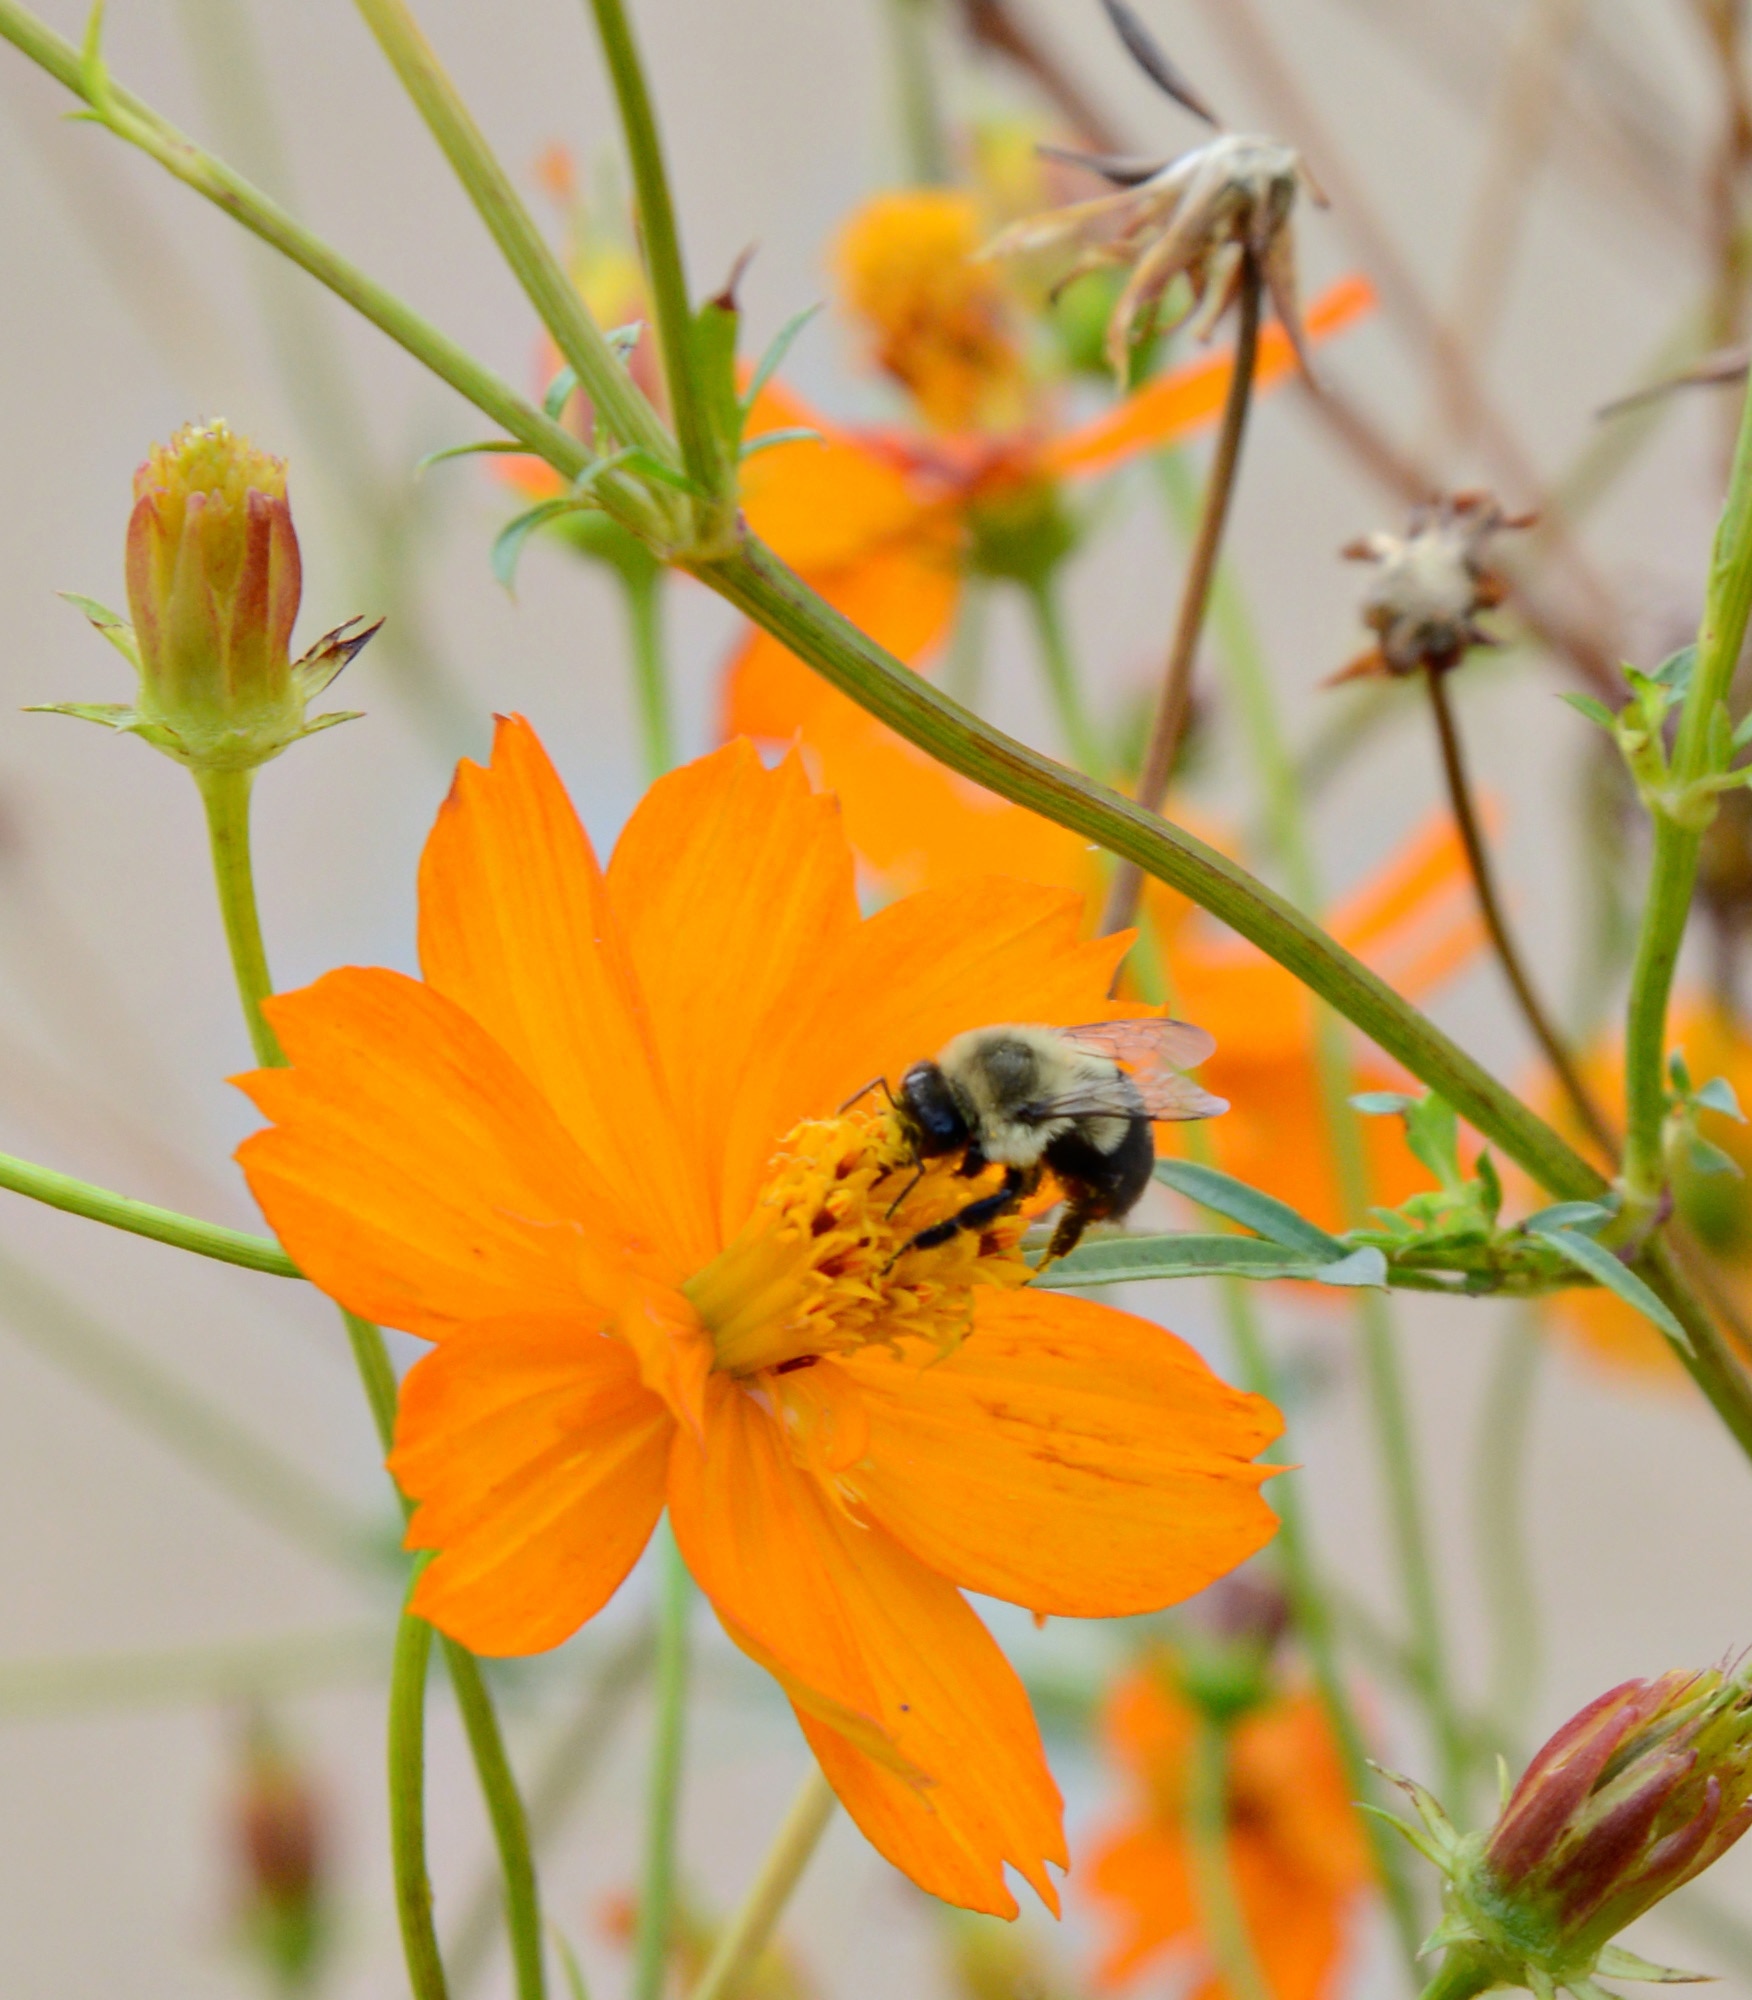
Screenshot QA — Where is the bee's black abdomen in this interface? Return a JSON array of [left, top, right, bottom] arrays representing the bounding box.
[[1043, 1115, 1155, 1223]]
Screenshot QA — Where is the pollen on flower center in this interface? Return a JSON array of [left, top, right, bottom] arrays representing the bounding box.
[[682, 1105, 1033, 1377]]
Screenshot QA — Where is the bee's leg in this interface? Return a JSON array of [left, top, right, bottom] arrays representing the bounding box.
[[839, 1074, 895, 1114], [1042, 1205, 1091, 1264], [884, 1163, 925, 1220], [956, 1140, 989, 1179], [897, 1166, 1027, 1257]]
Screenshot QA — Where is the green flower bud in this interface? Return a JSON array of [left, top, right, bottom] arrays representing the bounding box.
[[1381, 1664, 1752, 2000], [38, 420, 376, 772]]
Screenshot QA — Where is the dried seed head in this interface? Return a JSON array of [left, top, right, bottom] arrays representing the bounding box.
[[985, 131, 1313, 383], [1334, 491, 1529, 682]]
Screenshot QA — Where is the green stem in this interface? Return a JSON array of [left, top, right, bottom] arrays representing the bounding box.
[[0, 1242, 384, 1577], [942, 577, 989, 710], [623, 567, 676, 784], [1475, 1313, 1543, 1746], [1185, 1714, 1272, 2000], [686, 1768, 837, 2000], [884, 0, 949, 183], [0, 1148, 299, 1276], [448, 1627, 655, 1993], [1220, 1282, 1426, 1966], [634, 1523, 691, 2000], [348, 0, 670, 474], [582, 0, 715, 499], [391, 1567, 451, 2000], [1022, 574, 1106, 777], [196, 767, 282, 1068], [1417, 1955, 1498, 2000], [0, 1625, 386, 1718], [1102, 255, 1262, 936], [1624, 379, 1752, 1203], [442, 1644, 546, 2000]]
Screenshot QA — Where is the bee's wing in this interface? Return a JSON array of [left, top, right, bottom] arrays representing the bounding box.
[[1058, 1018, 1227, 1122]]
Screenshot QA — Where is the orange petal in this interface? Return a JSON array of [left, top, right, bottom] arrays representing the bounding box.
[[1200, 1837, 1355, 2000], [1086, 1821, 1198, 1987], [604, 741, 863, 1240], [1040, 275, 1376, 480], [392, 1313, 670, 1655], [740, 378, 931, 572], [669, 1376, 1066, 1916], [719, 877, 1139, 1229], [417, 714, 714, 1272], [236, 968, 624, 1339], [842, 1287, 1279, 1617]]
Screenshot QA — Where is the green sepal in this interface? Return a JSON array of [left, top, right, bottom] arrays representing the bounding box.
[[1151, 1157, 1346, 1258], [24, 699, 139, 728], [1593, 1946, 1711, 1984], [298, 709, 364, 737], [59, 591, 141, 669], [291, 616, 381, 699]]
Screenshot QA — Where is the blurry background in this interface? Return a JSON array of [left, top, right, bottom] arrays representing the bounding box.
[[2, 0, 1751, 1993]]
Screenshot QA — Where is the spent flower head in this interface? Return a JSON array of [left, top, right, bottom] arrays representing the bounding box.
[[1334, 491, 1529, 682], [40, 420, 375, 773], [226, 1710, 330, 1993], [1380, 1662, 1752, 1998]]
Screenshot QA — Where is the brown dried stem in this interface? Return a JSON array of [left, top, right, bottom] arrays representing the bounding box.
[[1102, 256, 1262, 937], [953, 0, 1128, 151], [1422, 661, 1617, 1156]]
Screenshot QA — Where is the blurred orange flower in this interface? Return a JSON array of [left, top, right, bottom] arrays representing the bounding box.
[[1534, 1002, 1752, 1381], [1086, 1660, 1371, 2000], [234, 717, 1283, 1917]]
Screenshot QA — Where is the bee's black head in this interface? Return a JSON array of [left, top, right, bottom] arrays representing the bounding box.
[[896, 1061, 969, 1157]]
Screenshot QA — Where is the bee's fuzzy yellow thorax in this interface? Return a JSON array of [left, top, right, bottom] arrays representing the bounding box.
[[683, 1105, 1032, 1377]]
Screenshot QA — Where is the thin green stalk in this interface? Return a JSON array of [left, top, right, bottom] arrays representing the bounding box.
[[686, 1768, 837, 2000], [0, 1626, 386, 1718], [0, 1242, 384, 1576], [1475, 1314, 1543, 1747], [623, 568, 676, 783], [884, 0, 949, 183], [443, 1644, 546, 2000], [634, 1524, 691, 2000], [582, 0, 716, 506], [349, 0, 670, 474], [1022, 575, 1106, 777], [448, 1627, 655, 1993], [0, 1148, 300, 1277], [1185, 1714, 1272, 2000], [197, 767, 282, 1067], [1624, 378, 1752, 1204], [1417, 1954, 1498, 2000], [1221, 1282, 1425, 1965], [942, 578, 989, 710], [391, 1565, 450, 2000]]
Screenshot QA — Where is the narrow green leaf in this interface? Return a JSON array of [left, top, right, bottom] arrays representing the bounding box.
[[690, 289, 742, 492], [542, 365, 580, 422], [1732, 710, 1752, 750], [1315, 1246, 1389, 1288], [1037, 1232, 1327, 1288], [1696, 1075, 1747, 1121], [1475, 1149, 1504, 1223], [1561, 692, 1617, 730], [1520, 1200, 1613, 1235], [1529, 1226, 1689, 1348], [491, 497, 585, 591], [742, 299, 824, 413], [414, 438, 526, 473], [554, 1929, 592, 2000], [1152, 1158, 1346, 1257], [1652, 643, 1698, 688], [1687, 1135, 1742, 1179], [738, 426, 824, 461], [1351, 1091, 1414, 1116]]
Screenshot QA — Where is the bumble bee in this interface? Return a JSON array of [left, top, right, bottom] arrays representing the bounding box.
[[883, 1018, 1228, 1264]]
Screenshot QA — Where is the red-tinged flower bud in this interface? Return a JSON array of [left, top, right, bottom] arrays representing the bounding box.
[[38, 420, 376, 772], [226, 1713, 330, 1993], [1379, 1664, 1752, 2000]]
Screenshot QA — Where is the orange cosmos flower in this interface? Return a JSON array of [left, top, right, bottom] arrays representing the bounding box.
[[1086, 1658, 1371, 2000], [233, 717, 1283, 1916], [1532, 1001, 1752, 1382]]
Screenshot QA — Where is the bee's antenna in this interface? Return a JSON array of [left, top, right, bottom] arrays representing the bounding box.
[[839, 1074, 894, 1114]]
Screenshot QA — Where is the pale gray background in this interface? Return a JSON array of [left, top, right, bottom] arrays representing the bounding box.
[[1, 0, 1749, 1995]]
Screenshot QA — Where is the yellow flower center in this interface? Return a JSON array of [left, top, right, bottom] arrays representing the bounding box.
[[831, 190, 1029, 433], [683, 1105, 1033, 1376]]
